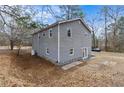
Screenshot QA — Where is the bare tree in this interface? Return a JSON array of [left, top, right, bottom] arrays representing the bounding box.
[[0, 5, 21, 50], [0, 5, 41, 55], [59, 5, 84, 20], [87, 16, 99, 48], [107, 6, 124, 51], [101, 6, 109, 51]]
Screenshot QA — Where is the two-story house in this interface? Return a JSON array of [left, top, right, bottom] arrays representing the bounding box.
[[32, 18, 92, 65]]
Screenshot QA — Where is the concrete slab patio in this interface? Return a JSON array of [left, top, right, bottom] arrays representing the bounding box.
[[61, 61, 83, 70]]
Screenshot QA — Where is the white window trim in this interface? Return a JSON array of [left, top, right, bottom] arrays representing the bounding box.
[[67, 27, 72, 37], [81, 47, 88, 59], [46, 48, 49, 55], [69, 48, 74, 56], [49, 28, 53, 38]]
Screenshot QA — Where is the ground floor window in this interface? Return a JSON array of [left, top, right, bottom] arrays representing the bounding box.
[[46, 48, 49, 55], [43, 33, 45, 36], [69, 48, 74, 55]]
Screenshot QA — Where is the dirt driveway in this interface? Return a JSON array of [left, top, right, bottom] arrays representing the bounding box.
[[0, 47, 124, 87]]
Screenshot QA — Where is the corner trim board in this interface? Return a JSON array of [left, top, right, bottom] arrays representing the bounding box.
[[58, 23, 60, 63]]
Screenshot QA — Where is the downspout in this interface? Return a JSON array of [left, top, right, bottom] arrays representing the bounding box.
[[38, 33, 40, 55], [58, 23, 60, 63]]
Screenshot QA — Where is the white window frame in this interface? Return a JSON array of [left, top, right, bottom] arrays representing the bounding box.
[[81, 47, 88, 59], [69, 48, 74, 56], [46, 48, 49, 55], [67, 28, 72, 37], [49, 29, 53, 38]]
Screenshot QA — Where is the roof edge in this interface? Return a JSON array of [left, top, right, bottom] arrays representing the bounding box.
[[32, 18, 91, 35]]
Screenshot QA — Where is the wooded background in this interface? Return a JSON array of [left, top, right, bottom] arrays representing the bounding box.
[[0, 5, 124, 55]]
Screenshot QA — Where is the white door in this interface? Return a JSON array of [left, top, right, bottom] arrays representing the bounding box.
[[81, 47, 88, 59]]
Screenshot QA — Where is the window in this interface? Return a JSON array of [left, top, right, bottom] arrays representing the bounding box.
[[69, 48, 74, 55], [84, 32, 88, 36], [81, 47, 88, 59], [49, 29, 52, 38], [43, 33, 45, 36], [38, 33, 40, 38], [46, 48, 49, 55], [67, 28, 71, 37]]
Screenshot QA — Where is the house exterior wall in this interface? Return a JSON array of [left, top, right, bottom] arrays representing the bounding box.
[[59, 20, 91, 64], [32, 26, 58, 64], [32, 19, 91, 65]]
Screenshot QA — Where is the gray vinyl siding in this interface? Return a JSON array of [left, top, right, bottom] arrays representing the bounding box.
[[59, 20, 91, 64], [32, 26, 58, 63], [32, 19, 91, 65]]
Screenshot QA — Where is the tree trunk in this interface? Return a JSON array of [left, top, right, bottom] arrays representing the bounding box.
[[105, 29, 108, 51], [112, 20, 117, 52], [105, 12, 108, 51], [17, 46, 21, 56], [10, 40, 14, 50], [92, 30, 96, 48]]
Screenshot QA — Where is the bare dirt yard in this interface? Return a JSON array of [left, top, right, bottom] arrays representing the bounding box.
[[0, 47, 124, 87]]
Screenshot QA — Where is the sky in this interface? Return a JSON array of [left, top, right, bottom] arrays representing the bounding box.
[[81, 5, 103, 36], [33, 5, 102, 24], [81, 5, 102, 20]]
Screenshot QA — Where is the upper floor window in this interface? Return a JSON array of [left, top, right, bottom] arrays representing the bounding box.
[[84, 32, 88, 36], [67, 28, 71, 37], [49, 29, 52, 38]]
